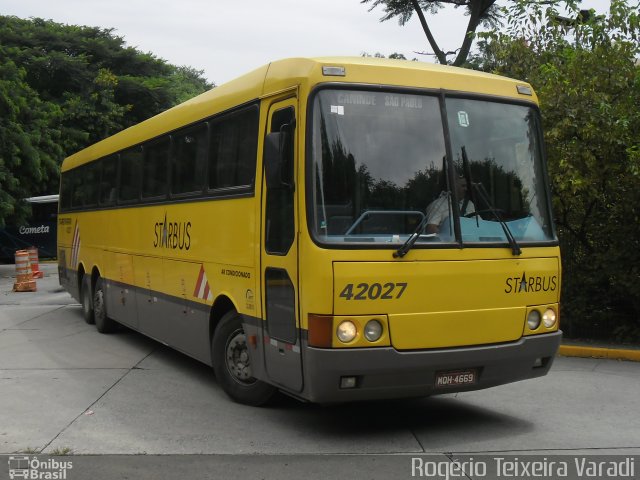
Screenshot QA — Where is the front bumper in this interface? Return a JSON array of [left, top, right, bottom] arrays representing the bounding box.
[[300, 331, 562, 403]]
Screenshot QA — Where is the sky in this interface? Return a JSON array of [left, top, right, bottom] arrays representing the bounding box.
[[1, 0, 610, 85]]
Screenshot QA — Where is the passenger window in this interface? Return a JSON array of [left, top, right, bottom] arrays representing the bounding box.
[[69, 163, 99, 208], [119, 147, 142, 202], [172, 124, 207, 195], [142, 139, 169, 199], [82, 162, 100, 207], [60, 171, 74, 211], [208, 107, 258, 190], [99, 155, 118, 206]]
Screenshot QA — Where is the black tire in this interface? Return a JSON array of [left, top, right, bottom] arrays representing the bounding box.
[[212, 311, 275, 406], [81, 276, 95, 325], [94, 277, 117, 334]]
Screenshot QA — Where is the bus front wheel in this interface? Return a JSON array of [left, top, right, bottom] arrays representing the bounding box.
[[212, 311, 275, 406], [94, 277, 117, 334]]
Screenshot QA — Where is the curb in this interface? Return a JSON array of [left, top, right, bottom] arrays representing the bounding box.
[[559, 345, 640, 362]]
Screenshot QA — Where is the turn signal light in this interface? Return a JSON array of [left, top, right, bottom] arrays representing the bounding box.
[[308, 314, 333, 347]]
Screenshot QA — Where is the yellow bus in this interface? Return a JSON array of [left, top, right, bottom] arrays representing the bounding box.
[[58, 57, 561, 405]]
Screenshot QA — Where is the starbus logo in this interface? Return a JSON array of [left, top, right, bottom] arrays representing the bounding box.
[[153, 212, 191, 251], [504, 272, 558, 294]]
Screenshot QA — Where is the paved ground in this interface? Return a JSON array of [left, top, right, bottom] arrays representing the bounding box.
[[1, 263, 639, 479]]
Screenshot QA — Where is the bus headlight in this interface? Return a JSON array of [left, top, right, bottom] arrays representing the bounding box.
[[364, 319, 383, 342], [337, 321, 357, 343], [527, 310, 541, 330], [542, 308, 557, 328]]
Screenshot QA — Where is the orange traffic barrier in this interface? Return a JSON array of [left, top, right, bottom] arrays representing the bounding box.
[[27, 247, 44, 278], [13, 250, 37, 292], [14, 251, 31, 281]]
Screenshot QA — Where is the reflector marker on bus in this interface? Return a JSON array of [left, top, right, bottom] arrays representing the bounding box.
[[264, 334, 301, 354], [193, 265, 213, 301], [71, 221, 81, 268]]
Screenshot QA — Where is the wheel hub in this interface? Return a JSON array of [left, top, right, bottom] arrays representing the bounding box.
[[225, 330, 254, 383]]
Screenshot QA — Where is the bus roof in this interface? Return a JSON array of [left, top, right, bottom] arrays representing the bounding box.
[[62, 57, 536, 172]]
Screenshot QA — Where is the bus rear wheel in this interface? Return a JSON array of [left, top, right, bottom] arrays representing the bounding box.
[[81, 276, 95, 325], [94, 277, 117, 334], [212, 311, 275, 406]]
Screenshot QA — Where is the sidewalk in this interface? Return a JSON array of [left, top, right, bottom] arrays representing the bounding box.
[[559, 339, 640, 362]]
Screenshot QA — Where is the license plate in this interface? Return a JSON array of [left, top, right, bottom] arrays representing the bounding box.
[[435, 369, 477, 388]]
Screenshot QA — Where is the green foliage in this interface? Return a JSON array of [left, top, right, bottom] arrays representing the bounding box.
[[170, 66, 214, 104], [0, 15, 213, 226], [473, 0, 640, 340], [0, 51, 63, 226]]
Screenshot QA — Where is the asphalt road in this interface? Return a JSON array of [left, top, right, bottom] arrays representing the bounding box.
[[1, 263, 639, 479]]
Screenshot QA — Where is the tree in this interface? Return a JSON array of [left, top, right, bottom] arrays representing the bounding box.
[[361, 51, 418, 60], [361, 0, 501, 66], [0, 16, 213, 226], [472, 0, 640, 339], [0, 52, 63, 226]]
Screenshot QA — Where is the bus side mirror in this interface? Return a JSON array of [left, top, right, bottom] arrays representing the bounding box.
[[264, 131, 292, 190]]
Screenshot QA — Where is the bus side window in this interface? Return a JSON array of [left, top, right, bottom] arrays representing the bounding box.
[[119, 147, 142, 203], [172, 123, 208, 195], [60, 171, 74, 211], [208, 106, 258, 191], [142, 138, 170, 199], [99, 155, 118, 206], [66, 163, 99, 209], [235, 108, 259, 187], [82, 162, 100, 208]]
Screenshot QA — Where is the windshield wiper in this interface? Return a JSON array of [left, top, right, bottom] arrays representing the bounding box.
[[461, 146, 479, 229], [472, 181, 522, 256], [460, 146, 521, 256], [393, 215, 436, 258]]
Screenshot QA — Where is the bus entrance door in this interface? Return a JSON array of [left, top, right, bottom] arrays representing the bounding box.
[[260, 97, 303, 392]]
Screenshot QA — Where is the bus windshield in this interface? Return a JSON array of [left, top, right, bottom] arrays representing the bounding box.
[[309, 89, 555, 247]]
